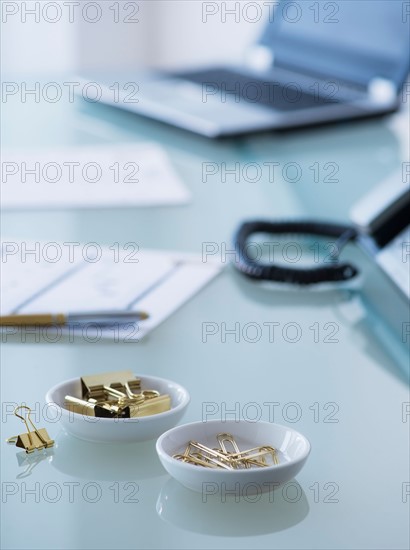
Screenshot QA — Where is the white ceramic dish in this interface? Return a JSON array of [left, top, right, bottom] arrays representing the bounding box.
[[156, 420, 310, 493], [45, 374, 190, 443]]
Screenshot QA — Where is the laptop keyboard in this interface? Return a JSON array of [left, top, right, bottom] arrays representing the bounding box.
[[177, 68, 339, 111]]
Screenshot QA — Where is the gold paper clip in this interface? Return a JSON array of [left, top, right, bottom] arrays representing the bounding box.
[[173, 434, 280, 470], [188, 441, 233, 469], [173, 441, 236, 470], [173, 454, 220, 469], [217, 433, 251, 469], [229, 445, 279, 466], [7, 405, 54, 454]]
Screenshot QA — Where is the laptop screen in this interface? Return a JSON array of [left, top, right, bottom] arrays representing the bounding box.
[[260, 0, 410, 87]]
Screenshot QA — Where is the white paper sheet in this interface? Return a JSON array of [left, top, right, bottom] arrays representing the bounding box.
[[1, 143, 190, 209], [0, 241, 222, 340]]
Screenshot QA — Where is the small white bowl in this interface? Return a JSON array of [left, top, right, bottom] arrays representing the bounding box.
[[45, 374, 190, 443], [156, 420, 310, 493]]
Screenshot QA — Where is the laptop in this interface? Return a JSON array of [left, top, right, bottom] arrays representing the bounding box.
[[90, 0, 410, 137]]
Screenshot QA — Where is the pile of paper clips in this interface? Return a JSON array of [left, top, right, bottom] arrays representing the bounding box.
[[173, 433, 279, 469]]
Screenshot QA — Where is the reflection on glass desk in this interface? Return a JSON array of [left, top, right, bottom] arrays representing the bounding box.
[[1, 82, 409, 550], [157, 478, 310, 536]]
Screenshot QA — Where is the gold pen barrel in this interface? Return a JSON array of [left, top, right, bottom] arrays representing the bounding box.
[[0, 314, 66, 326], [0, 311, 148, 327]]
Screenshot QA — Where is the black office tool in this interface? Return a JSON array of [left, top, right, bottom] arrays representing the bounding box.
[[234, 220, 358, 285], [233, 171, 410, 293]]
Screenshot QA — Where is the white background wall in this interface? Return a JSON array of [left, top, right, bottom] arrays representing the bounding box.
[[1, 1, 76, 74], [1, 1, 266, 74]]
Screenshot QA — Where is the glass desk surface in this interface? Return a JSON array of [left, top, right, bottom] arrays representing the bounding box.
[[1, 84, 409, 550]]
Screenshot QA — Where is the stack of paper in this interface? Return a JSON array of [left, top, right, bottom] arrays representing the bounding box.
[[1, 143, 190, 209], [1, 241, 222, 340]]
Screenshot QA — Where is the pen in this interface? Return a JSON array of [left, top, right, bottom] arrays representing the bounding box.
[[0, 311, 149, 327]]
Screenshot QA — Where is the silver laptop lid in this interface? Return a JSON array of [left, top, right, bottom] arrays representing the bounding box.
[[254, 0, 410, 89]]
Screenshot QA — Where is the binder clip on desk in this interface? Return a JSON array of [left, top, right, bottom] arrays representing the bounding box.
[[7, 405, 54, 453]]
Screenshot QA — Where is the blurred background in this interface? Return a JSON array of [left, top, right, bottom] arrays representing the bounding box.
[[2, 0, 264, 74]]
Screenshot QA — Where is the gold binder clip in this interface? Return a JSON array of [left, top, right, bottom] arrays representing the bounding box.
[[128, 394, 171, 418], [64, 396, 127, 418], [66, 370, 171, 419], [7, 405, 54, 454], [81, 370, 137, 399]]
